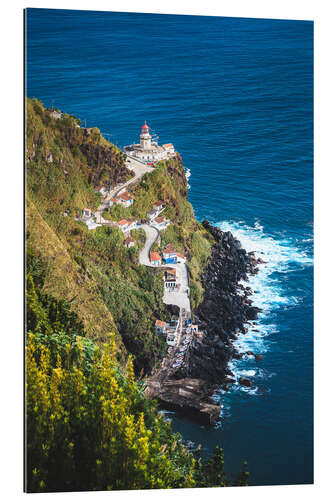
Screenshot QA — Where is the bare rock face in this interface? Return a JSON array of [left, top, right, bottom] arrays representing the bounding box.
[[177, 221, 262, 386]]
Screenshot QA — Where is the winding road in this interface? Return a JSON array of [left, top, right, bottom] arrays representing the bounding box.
[[139, 224, 160, 267], [95, 156, 154, 221], [94, 153, 191, 316]]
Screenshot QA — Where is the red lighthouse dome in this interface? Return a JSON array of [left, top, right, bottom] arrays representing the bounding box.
[[141, 121, 149, 132]]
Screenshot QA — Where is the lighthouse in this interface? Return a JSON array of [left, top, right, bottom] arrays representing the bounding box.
[[140, 121, 151, 150], [124, 122, 175, 163]]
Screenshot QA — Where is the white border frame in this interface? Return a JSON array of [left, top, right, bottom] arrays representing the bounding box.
[[1, 1, 331, 499]]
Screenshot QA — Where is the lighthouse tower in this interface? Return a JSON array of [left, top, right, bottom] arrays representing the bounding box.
[[140, 121, 152, 150]]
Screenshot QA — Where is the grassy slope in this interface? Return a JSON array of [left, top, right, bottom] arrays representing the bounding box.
[[26, 195, 125, 350]]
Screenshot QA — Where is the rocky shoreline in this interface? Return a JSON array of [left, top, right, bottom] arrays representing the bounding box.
[[146, 221, 265, 424], [175, 220, 264, 391]]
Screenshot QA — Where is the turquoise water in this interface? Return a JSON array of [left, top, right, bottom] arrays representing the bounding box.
[[26, 9, 313, 485]]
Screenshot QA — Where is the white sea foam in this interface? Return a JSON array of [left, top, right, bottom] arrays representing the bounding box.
[[184, 167, 191, 189], [215, 220, 313, 393]]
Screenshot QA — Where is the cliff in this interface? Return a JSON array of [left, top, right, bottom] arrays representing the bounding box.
[[25, 98, 213, 373]]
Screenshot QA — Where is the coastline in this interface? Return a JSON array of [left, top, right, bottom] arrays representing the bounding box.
[[146, 220, 264, 424]]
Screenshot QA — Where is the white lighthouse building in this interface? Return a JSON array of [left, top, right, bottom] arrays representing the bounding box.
[[140, 121, 152, 150], [124, 122, 175, 164]]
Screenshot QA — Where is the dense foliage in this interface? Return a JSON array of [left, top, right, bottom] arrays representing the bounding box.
[[25, 100, 249, 492], [26, 332, 248, 492], [26, 262, 248, 491]]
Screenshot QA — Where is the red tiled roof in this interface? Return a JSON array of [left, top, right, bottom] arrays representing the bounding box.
[[176, 252, 185, 259], [155, 320, 166, 328], [162, 143, 174, 149], [119, 191, 133, 201], [165, 268, 176, 275], [150, 252, 162, 261], [155, 217, 168, 224], [118, 219, 128, 226]]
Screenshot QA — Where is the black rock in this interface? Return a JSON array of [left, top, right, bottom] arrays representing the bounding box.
[[239, 377, 253, 388]]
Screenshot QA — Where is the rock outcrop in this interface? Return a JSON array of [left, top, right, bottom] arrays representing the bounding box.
[[176, 221, 262, 387]]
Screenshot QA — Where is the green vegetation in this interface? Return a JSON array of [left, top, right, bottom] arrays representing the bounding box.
[[26, 98, 171, 371], [26, 97, 213, 369], [125, 158, 214, 310], [25, 100, 248, 492], [26, 331, 248, 492]]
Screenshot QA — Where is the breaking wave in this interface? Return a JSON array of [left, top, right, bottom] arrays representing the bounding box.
[[215, 220, 313, 394], [184, 167, 191, 189]]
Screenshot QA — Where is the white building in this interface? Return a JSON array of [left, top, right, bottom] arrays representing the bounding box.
[[124, 122, 176, 164], [151, 217, 170, 231], [118, 191, 134, 207]]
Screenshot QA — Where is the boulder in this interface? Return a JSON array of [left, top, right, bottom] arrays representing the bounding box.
[[238, 377, 253, 388]]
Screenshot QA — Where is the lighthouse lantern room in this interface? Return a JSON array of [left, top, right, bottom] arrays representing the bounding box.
[[140, 121, 152, 150]]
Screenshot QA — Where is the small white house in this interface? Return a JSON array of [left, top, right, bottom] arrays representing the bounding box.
[[176, 252, 186, 264], [127, 220, 138, 232], [117, 219, 129, 232], [162, 244, 177, 264], [150, 252, 162, 266], [152, 217, 170, 231], [155, 320, 166, 335], [147, 208, 159, 221], [108, 197, 119, 207], [153, 200, 166, 212], [85, 219, 101, 231], [162, 143, 175, 155], [118, 191, 134, 208], [82, 208, 92, 219]]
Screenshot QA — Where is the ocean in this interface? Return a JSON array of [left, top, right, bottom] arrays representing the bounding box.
[[26, 9, 313, 486]]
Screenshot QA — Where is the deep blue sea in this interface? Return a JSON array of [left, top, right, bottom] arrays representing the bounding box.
[[26, 9, 313, 486]]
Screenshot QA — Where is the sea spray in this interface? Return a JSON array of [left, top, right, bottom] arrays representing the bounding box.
[[216, 220, 313, 395]]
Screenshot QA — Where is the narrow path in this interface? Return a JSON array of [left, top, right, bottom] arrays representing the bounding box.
[[139, 225, 191, 315], [95, 156, 154, 218], [162, 262, 191, 314]]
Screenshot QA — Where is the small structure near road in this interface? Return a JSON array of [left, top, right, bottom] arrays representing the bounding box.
[[147, 201, 166, 222], [155, 320, 166, 335], [153, 200, 166, 211], [152, 217, 170, 231], [108, 197, 120, 207], [150, 252, 162, 266], [164, 268, 177, 289], [82, 208, 92, 219], [118, 191, 134, 207], [162, 244, 177, 264], [117, 219, 129, 232], [94, 186, 107, 196], [176, 252, 186, 263], [117, 219, 138, 233], [124, 236, 135, 248]]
